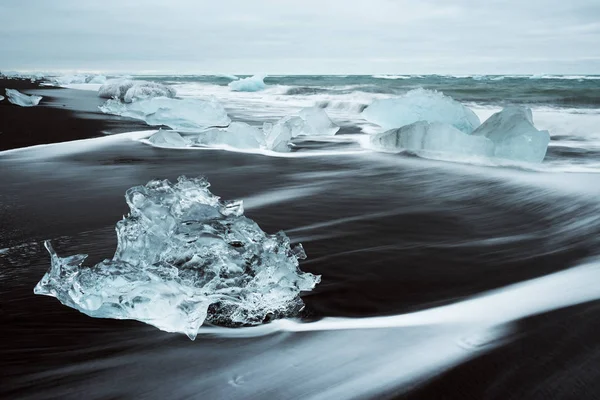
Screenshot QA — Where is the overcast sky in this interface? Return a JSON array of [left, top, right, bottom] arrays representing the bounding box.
[[1, 0, 599, 74]]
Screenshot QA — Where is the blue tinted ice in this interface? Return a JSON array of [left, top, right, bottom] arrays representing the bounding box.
[[34, 177, 320, 339], [228, 75, 266, 92], [362, 89, 480, 133], [5, 88, 42, 107]]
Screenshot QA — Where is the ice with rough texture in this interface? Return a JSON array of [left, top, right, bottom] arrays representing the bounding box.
[[147, 130, 191, 148], [471, 106, 550, 163], [264, 119, 295, 152], [99, 97, 231, 132], [371, 121, 495, 157], [5, 88, 42, 107], [228, 75, 266, 92], [98, 79, 176, 103], [34, 176, 320, 340], [194, 122, 265, 149], [362, 89, 480, 133]]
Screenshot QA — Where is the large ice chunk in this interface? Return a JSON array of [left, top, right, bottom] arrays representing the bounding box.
[[99, 97, 231, 132], [471, 106, 550, 163], [98, 79, 176, 103], [362, 89, 480, 133], [147, 129, 191, 148], [194, 122, 265, 149], [228, 75, 266, 92], [370, 121, 495, 158], [5, 89, 42, 107], [298, 107, 340, 136], [34, 176, 320, 340]]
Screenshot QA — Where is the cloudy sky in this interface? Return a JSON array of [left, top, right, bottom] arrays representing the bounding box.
[[1, 0, 599, 74]]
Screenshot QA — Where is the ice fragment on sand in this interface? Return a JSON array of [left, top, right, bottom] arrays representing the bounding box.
[[371, 121, 494, 157], [471, 106, 550, 163], [147, 129, 191, 148], [98, 79, 176, 103], [362, 88, 480, 133], [194, 122, 265, 149], [263, 107, 339, 151], [34, 176, 320, 339], [228, 75, 266, 92], [99, 97, 231, 132], [5, 89, 42, 107]]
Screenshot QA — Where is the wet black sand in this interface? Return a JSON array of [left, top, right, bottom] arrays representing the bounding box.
[[0, 78, 147, 151], [2, 83, 600, 399]]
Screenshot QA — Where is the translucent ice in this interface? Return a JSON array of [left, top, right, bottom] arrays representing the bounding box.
[[5, 88, 42, 107], [34, 176, 320, 340], [263, 107, 339, 151], [98, 79, 176, 103], [194, 122, 265, 149], [471, 106, 550, 163], [52, 74, 107, 85], [147, 129, 191, 148], [362, 89, 480, 133], [298, 107, 340, 136], [371, 121, 494, 157], [228, 75, 266, 92], [99, 97, 231, 132]]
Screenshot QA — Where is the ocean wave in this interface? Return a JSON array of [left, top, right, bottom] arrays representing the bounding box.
[[372, 74, 413, 80]]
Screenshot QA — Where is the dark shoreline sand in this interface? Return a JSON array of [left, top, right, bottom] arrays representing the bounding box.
[[0, 78, 148, 151]]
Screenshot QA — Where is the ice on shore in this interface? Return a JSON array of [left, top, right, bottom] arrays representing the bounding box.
[[0, 95, 4, 101], [147, 130, 192, 148], [98, 79, 176, 103], [228, 75, 266, 92], [362, 89, 480, 133], [100, 97, 231, 132], [471, 106, 550, 163], [5, 88, 43, 107], [195, 122, 265, 149], [263, 107, 340, 151], [34, 176, 320, 339], [52, 74, 107, 85], [371, 121, 494, 157]]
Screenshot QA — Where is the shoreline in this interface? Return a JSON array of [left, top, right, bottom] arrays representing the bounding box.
[[0, 78, 148, 151]]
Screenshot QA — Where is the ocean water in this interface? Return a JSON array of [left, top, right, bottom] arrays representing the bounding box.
[[3, 74, 600, 399]]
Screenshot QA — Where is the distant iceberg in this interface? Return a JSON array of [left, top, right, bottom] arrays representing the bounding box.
[[471, 106, 550, 163], [5, 88, 42, 107], [99, 96, 231, 132], [98, 79, 176, 103], [228, 75, 266, 92], [362, 89, 480, 133], [371, 121, 494, 158], [34, 176, 320, 339]]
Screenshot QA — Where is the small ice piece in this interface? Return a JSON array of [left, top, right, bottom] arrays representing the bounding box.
[[264, 118, 295, 152], [99, 79, 176, 103], [228, 75, 266, 92], [147, 130, 191, 148], [362, 88, 480, 133], [100, 97, 231, 132], [195, 122, 265, 149], [34, 176, 320, 339], [298, 107, 340, 136], [370, 121, 495, 157], [5, 89, 43, 107], [471, 106, 550, 163], [0, 95, 4, 101]]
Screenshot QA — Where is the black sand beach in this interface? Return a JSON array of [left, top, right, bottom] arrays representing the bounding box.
[[0, 78, 148, 151], [3, 80, 600, 399]]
